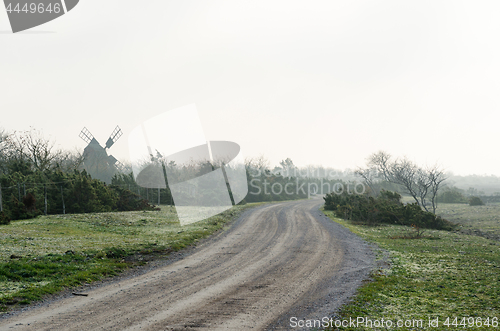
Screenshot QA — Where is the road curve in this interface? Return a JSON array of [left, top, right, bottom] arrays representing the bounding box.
[[0, 198, 374, 331]]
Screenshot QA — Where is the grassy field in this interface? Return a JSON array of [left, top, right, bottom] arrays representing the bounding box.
[[0, 203, 259, 313], [435, 202, 500, 240], [323, 207, 500, 330]]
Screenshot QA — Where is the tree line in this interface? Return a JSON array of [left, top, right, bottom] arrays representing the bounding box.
[[354, 150, 494, 208], [0, 129, 158, 224], [0, 128, 355, 224]]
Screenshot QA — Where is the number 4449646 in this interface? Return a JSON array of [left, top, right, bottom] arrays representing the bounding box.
[[6, 3, 62, 14], [443, 317, 498, 328]]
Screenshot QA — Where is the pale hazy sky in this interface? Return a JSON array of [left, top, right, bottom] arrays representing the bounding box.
[[1, 1, 500, 175]]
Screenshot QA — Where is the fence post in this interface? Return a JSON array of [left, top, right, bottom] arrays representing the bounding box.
[[18, 183, 20, 201], [146, 188, 149, 201], [23, 183, 26, 197], [158, 186, 160, 206], [0, 184, 2, 212], [60, 186, 65, 215], [44, 185, 47, 215]]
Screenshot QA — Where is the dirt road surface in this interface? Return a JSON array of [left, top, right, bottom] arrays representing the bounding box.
[[0, 198, 374, 331]]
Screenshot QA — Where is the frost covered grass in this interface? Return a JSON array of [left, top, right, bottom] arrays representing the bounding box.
[[323, 209, 500, 330], [0, 203, 258, 313], [436, 202, 500, 240]]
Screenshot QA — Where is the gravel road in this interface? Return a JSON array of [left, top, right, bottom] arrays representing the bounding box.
[[0, 198, 374, 331]]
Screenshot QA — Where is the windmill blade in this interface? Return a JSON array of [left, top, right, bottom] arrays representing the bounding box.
[[105, 126, 123, 149], [79, 127, 94, 144], [108, 154, 118, 165], [114, 160, 125, 172]]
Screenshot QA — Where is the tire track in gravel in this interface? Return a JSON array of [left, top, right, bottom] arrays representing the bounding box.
[[0, 197, 374, 331]]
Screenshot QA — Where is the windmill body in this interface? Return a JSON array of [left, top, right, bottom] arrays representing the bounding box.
[[79, 126, 123, 184]]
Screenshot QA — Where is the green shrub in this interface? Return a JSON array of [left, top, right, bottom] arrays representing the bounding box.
[[0, 169, 157, 221], [110, 185, 159, 211], [437, 187, 468, 203], [469, 196, 485, 206], [0, 211, 10, 225], [7, 196, 40, 221], [324, 190, 456, 231]]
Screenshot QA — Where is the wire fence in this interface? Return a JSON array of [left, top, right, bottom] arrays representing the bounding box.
[[0, 180, 171, 215]]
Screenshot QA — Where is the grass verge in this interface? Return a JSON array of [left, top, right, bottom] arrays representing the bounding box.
[[322, 209, 500, 330], [0, 203, 262, 313]]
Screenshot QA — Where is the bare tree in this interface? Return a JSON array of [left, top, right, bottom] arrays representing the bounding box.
[[2, 128, 61, 172], [427, 165, 447, 213], [359, 151, 447, 213], [367, 150, 392, 180], [0, 128, 9, 174], [245, 155, 270, 177], [279, 158, 297, 178], [54, 149, 85, 172], [24, 129, 60, 171], [0, 128, 7, 143], [415, 167, 432, 209], [354, 167, 379, 196], [389, 157, 424, 207]]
